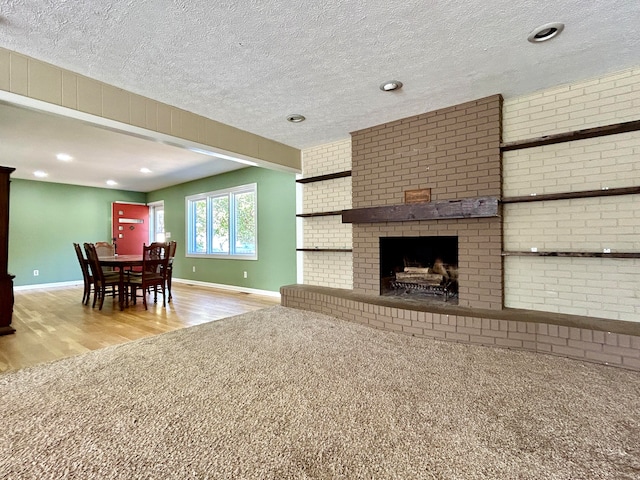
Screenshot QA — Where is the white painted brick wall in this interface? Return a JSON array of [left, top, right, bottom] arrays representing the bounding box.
[[302, 216, 353, 250], [303, 252, 353, 289], [503, 67, 640, 142], [503, 67, 640, 322], [302, 138, 352, 178], [504, 256, 640, 321], [503, 196, 640, 252], [300, 138, 353, 288], [303, 177, 352, 213], [503, 131, 640, 197]]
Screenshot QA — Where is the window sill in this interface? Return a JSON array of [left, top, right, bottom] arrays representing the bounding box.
[[186, 254, 258, 261]]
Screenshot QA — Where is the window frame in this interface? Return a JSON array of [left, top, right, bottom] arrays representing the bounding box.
[[148, 200, 165, 243], [185, 183, 258, 260]]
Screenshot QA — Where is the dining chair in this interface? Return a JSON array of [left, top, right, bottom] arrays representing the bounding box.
[[147, 241, 177, 301], [94, 241, 116, 272], [73, 243, 93, 305], [127, 243, 169, 310], [94, 241, 115, 257], [84, 243, 121, 310], [166, 241, 177, 302], [128, 241, 166, 280]]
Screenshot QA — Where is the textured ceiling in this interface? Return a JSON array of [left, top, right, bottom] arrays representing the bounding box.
[[0, 0, 639, 189]]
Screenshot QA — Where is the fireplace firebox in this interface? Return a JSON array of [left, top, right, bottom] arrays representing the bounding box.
[[380, 236, 458, 303]]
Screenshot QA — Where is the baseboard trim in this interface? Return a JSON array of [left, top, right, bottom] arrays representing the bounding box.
[[14, 280, 83, 291], [172, 278, 281, 298], [14, 278, 281, 299]]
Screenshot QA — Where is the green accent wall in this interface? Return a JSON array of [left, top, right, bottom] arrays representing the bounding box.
[[9, 179, 145, 286], [147, 167, 297, 292], [9, 167, 297, 293]]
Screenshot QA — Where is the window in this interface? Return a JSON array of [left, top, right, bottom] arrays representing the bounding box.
[[186, 183, 257, 259], [149, 201, 165, 243]]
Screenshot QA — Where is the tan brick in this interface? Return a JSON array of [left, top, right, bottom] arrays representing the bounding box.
[[537, 335, 568, 346], [469, 335, 496, 345], [585, 350, 623, 365], [551, 345, 586, 358], [446, 332, 470, 342], [622, 357, 640, 369], [495, 338, 523, 348]]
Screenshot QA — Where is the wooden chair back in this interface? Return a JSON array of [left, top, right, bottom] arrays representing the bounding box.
[[141, 243, 169, 278], [73, 242, 92, 305], [168, 241, 177, 259], [128, 243, 170, 309], [84, 242, 120, 310], [95, 242, 115, 257], [83, 243, 105, 284]]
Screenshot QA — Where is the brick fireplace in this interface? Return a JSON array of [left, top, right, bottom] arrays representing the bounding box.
[[281, 94, 640, 371], [349, 95, 503, 310]]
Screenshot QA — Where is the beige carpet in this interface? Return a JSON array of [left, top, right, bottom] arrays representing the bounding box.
[[1, 306, 639, 479]]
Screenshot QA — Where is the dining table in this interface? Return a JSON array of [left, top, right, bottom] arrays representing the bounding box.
[[98, 254, 143, 310]]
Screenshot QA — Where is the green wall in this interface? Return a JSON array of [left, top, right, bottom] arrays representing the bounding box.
[[9, 179, 145, 286], [9, 167, 297, 293], [147, 167, 297, 292]]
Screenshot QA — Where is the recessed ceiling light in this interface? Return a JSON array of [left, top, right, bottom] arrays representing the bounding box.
[[380, 80, 403, 92], [140, 167, 152, 174], [56, 153, 73, 161], [528, 22, 565, 43], [33, 170, 48, 178], [286, 114, 306, 123], [106, 180, 118, 186]]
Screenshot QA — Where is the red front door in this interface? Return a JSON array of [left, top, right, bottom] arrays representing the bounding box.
[[112, 202, 150, 255]]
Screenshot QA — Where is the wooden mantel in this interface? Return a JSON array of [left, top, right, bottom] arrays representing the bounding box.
[[342, 196, 499, 224]]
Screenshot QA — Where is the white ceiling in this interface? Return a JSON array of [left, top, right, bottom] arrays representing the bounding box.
[[0, 0, 639, 191], [0, 101, 250, 191]]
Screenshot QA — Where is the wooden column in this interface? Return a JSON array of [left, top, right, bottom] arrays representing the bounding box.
[[0, 166, 15, 335]]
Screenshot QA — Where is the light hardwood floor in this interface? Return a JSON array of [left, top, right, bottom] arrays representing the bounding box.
[[0, 282, 279, 373]]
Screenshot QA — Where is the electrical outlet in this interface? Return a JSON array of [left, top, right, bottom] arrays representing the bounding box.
[[192, 266, 196, 272], [33, 269, 39, 276], [243, 271, 248, 278]]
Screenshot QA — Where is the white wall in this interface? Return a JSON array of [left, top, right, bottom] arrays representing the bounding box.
[[300, 139, 353, 289], [503, 67, 640, 321]]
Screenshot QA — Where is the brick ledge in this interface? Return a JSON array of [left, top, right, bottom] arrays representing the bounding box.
[[280, 284, 640, 370], [280, 284, 640, 337]]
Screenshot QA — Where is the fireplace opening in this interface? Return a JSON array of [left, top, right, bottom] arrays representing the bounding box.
[[380, 236, 458, 303]]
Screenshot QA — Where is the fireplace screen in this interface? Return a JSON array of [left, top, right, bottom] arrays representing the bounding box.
[[380, 236, 458, 302]]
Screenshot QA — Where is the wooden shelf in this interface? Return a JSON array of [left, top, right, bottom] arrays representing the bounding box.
[[500, 119, 640, 152], [296, 170, 352, 184], [342, 197, 499, 224], [501, 186, 640, 204], [503, 251, 640, 259], [296, 248, 353, 252], [296, 210, 344, 218]]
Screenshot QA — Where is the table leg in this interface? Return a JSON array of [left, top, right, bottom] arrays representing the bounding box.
[[119, 267, 125, 310]]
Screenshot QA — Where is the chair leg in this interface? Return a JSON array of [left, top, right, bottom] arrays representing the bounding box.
[[98, 286, 105, 310]]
